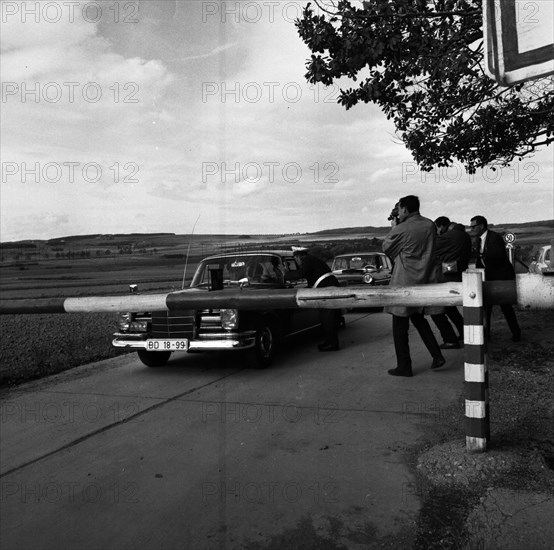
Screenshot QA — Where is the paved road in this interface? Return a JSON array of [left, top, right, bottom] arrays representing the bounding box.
[[0, 311, 465, 549]]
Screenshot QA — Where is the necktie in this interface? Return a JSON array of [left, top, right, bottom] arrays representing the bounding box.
[[479, 236, 486, 267]]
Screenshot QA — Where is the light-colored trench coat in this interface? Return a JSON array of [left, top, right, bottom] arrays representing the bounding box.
[[382, 211, 439, 317]]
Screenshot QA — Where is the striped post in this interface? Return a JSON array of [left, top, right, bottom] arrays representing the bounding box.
[[463, 270, 489, 452]]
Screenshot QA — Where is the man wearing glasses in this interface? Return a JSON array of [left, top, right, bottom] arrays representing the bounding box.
[[469, 216, 521, 342]]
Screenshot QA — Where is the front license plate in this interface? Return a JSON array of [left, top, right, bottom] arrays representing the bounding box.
[[146, 339, 189, 351]]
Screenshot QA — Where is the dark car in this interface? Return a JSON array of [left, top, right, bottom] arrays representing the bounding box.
[[331, 252, 392, 286], [112, 250, 323, 368]]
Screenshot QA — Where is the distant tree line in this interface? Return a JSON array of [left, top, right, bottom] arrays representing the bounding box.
[[309, 238, 384, 262]]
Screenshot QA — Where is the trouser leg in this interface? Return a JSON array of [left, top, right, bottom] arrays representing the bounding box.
[[484, 305, 492, 339], [500, 305, 520, 337], [410, 312, 442, 359], [392, 315, 412, 372], [445, 306, 464, 338], [431, 313, 458, 344], [319, 309, 339, 346]]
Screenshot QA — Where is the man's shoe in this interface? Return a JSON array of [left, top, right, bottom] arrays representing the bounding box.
[[439, 342, 460, 350], [431, 356, 446, 369], [318, 343, 340, 352], [511, 332, 521, 342], [387, 368, 412, 377]]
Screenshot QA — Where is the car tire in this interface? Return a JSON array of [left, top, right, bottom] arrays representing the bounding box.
[[137, 350, 172, 367], [252, 320, 277, 368]]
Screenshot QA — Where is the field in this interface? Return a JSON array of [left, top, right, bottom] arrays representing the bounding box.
[[0, 222, 552, 388]]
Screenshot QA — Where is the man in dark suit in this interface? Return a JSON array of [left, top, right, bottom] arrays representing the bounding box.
[[285, 247, 341, 351], [433, 217, 473, 345], [470, 215, 521, 341]]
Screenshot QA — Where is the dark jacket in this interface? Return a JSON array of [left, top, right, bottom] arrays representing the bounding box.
[[286, 254, 338, 288], [476, 230, 515, 281], [435, 227, 472, 282]]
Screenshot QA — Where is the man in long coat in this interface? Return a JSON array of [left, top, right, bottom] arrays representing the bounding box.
[[382, 195, 445, 376]]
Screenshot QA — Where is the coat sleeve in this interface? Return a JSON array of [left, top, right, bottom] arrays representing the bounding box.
[[382, 225, 406, 260]]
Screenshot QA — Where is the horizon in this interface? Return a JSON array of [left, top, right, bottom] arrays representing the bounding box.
[[2, 217, 553, 245]]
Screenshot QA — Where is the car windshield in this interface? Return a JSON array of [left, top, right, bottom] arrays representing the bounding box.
[[191, 254, 286, 287], [333, 255, 378, 271]]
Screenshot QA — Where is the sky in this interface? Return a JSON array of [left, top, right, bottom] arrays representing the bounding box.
[[1, 0, 553, 242]]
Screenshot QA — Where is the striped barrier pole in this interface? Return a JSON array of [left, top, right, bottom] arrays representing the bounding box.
[[463, 270, 489, 453]]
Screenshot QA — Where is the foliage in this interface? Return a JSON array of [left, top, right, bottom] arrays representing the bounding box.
[[296, 0, 554, 173]]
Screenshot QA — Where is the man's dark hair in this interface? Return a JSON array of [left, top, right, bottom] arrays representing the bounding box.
[[434, 216, 450, 227], [398, 195, 420, 213], [471, 215, 488, 229]]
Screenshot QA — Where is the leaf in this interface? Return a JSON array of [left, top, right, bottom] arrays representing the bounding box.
[[295, 0, 553, 173]]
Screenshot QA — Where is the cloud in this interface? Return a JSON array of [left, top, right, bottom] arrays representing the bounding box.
[[232, 177, 268, 197], [169, 42, 239, 62], [1, 2, 552, 241]]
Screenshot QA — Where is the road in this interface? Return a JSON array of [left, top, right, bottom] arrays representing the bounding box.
[[0, 311, 465, 550]]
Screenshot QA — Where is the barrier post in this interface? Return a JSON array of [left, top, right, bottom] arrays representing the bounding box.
[[463, 270, 489, 452]]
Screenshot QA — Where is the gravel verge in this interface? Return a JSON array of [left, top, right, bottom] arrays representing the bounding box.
[[410, 308, 554, 549]]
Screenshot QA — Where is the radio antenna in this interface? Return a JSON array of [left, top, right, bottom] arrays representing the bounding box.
[[181, 214, 201, 289]]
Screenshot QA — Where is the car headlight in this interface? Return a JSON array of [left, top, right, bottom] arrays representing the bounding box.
[[117, 312, 132, 331], [362, 273, 374, 284], [220, 309, 238, 330]]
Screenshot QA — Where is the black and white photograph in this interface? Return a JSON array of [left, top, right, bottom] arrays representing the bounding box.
[[1, 1, 553, 548]]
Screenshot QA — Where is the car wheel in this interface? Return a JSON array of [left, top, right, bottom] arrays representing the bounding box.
[[137, 350, 172, 367], [252, 320, 277, 368]]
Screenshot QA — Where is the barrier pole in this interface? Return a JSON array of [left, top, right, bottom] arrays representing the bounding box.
[[463, 270, 489, 452]]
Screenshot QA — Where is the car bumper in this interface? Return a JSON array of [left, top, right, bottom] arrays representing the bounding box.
[[112, 332, 256, 351]]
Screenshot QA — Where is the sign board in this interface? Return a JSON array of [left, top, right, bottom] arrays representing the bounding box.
[[484, 0, 554, 85], [504, 232, 516, 243]]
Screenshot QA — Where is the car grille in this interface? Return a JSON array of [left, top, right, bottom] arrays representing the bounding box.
[[151, 310, 196, 339], [197, 309, 237, 340]]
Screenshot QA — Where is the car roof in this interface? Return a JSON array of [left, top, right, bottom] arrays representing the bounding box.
[[333, 252, 385, 259], [201, 250, 293, 261]]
